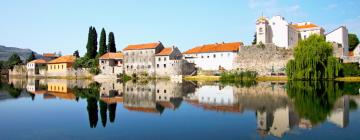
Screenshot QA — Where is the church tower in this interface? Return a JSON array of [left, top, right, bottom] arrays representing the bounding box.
[[256, 16, 271, 44]]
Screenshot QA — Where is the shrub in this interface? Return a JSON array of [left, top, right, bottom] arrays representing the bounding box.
[[340, 63, 360, 77]]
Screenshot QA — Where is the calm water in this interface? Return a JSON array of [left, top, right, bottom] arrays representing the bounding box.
[[0, 78, 360, 140]]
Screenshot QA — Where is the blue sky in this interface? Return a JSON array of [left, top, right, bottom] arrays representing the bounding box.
[[1, 0, 359, 55]]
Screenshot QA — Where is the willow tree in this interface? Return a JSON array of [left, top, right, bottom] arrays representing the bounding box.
[[286, 34, 341, 80]]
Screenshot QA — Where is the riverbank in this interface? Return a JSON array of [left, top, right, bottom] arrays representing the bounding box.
[[184, 75, 360, 82], [184, 75, 288, 82]]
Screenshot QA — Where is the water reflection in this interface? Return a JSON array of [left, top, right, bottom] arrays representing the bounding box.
[[0, 78, 360, 138]]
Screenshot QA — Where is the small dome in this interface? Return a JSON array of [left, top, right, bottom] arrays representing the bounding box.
[[256, 16, 268, 23]]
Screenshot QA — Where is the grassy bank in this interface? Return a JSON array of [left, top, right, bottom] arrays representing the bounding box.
[[335, 77, 360, 82], [184, 75, 220, 81], [256, 76, 288, 81]]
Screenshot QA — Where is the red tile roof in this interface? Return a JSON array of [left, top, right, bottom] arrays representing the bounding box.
[[99, 52, 124, 59], [183, 42, 242, 54], [156, 48, 173, 56], [43, 53, 57, 57], [292, 23, 319, 29], [124, 42, 161, 50], [124, 106, 160, 113], [28, 59, 47, 64], [47, 55, 76, 64]]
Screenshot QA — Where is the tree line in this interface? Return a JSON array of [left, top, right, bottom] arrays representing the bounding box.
[[74, 26, 117, 74]]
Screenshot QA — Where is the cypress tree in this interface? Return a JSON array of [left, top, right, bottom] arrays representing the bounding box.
[[85, 26, 98, 59], [107, 32, 116, 52], [98, 28, 107, 56]]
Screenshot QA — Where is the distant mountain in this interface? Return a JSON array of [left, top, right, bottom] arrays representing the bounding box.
[[0, 45, 41, 61]]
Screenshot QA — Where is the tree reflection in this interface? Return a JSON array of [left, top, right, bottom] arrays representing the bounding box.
[[87, 97, 98, 128], [99, 100, 107, 127], [286, 81, 357, 125], [108, 103, 117, 123]]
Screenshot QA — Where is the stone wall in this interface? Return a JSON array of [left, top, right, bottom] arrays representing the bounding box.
[[234, 44, 293, 76], [8, 65, 27, 77]]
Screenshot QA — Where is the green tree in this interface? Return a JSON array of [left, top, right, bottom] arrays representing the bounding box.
[[349, 33, 359, 51], [7, 53, 22, 69], [85, 26, 98, 59], [286, 34, 341, 80], [252, 32, 257, 45], [98, 28, 107, 56], [73, 50, 80, 58], [26, 51, 36, 62], [107, 32, 116, 52]]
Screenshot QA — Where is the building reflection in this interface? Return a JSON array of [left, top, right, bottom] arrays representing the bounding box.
[[1, 78, 357, 133]]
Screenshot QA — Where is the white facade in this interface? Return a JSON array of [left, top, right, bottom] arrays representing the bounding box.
[[295, 22, 325, 40], [186, 85, 237, 105], [256, 16, 299, 48], [184, 52, 238, 71], [326, 26, 349, 57]]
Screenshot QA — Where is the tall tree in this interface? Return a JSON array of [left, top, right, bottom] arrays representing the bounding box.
[[349, 33, 359, 51], [98, 28, 107, 56], [73, 50, 80, 58], [252, 32, 257, 45], [7, 53, 22, 69], [26, 51, 36, 62], [286, 34, 341, 80], [107, 32, 116, 52], [85, 26, 98, 59]]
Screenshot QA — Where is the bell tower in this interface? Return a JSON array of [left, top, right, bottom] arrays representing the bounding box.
[[256, 16, 270, 44]]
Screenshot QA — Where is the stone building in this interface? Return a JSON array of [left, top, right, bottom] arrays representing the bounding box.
[[123, 42, 195, 78], [123, 42, 165, 76], [26, 59, 47, 77], [183, 42, 242, 71], [155, 46, 195, 78], [98, 52, 124, 77]]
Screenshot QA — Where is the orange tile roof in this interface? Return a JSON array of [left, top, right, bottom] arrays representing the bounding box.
[[28, 59, 47, 64], [156, 48, 173, 56], [43, 53, 57, 57], [99, 52, 124, 59], [100, 97, 123, 104], [47, 55, 76, 64], [183, 42, 242, 54], [124, 42, 161, 50], [124, 106, 160, 113], [292, 23, 319, 29]]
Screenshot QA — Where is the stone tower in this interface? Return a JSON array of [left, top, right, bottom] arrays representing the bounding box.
[[256, 16, 271, 44]]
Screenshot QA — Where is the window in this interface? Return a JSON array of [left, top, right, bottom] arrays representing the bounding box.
[[201, 56, 204, 58], [101, 60, 105, 64], [207, 55, 209, 58], [158, 57, 161, 61], [164, 90, 166, 93], [164, 64, 166, 68], [157, 89, 159, 93], [148, 65, 151, 68], [157, 64, 159, 68], [213, 54, 216, 58], [164, 57, 166, 61]]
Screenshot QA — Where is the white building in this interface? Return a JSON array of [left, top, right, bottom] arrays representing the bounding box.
[[256, 16, 299, 48], [183, 42, 242, 71], [256, 16, 325, 49], [293, 22, 325, 40], [326, 26, 349, 57]]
